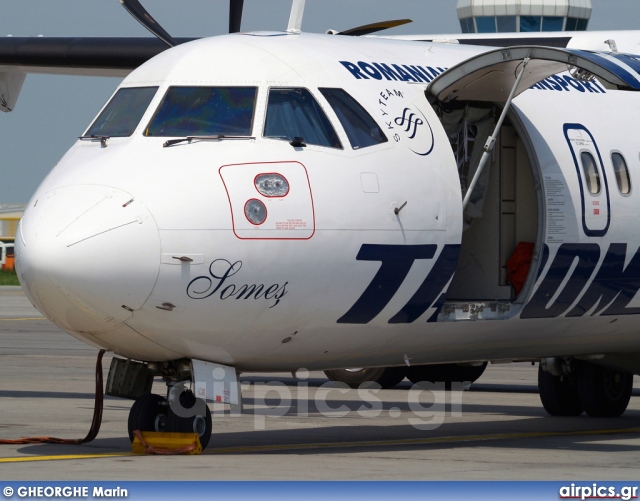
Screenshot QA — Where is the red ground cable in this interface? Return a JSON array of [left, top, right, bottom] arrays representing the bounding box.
[[0, 350, 105, 445]]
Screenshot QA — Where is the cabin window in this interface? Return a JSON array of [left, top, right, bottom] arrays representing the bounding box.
[[319, 88, 387, 150], [85, 87, 158, 137], [145, 86, 257, 137], [581, 151, 601, 195], [612, 152, 631, 195], [264, 88, 341, 148]]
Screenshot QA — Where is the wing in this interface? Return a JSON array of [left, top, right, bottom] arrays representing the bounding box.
[[0, 37, 196, 112]]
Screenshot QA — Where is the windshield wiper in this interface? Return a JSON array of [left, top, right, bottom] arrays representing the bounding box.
[[163, 135, 255, 148], [78, 135, 110, 147]]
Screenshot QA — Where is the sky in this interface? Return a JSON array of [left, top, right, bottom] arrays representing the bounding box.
[[1, 0, 639, 204]]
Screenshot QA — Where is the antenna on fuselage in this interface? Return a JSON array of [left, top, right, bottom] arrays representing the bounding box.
[[287, 0, 306, 33]]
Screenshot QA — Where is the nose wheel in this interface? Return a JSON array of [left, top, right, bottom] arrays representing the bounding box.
[[127, 393, 168, 441], [166, 390, 213, 448], [128, 390, 213, 448]]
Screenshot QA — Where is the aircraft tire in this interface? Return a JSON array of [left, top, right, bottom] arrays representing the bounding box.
[[127, 393, 168, 442], [577, 363, 633, 418], [323, 367, 407, 389], [407, 362, 487, 386], [537, 365, 583, 416], [166, 389, 212, 448]]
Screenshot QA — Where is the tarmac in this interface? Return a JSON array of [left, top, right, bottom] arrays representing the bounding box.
[[1, 286, 640, 480]]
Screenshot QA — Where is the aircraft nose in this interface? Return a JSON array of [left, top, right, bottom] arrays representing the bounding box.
[[16, 185, 160, 334]]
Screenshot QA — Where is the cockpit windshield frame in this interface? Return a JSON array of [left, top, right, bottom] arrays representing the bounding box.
[[263, 87, 342, 149], [84, 86, 159, 138], [144, 86, 258, 138]]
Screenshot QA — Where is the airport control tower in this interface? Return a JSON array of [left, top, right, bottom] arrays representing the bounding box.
[[456, 0, 592, 33]]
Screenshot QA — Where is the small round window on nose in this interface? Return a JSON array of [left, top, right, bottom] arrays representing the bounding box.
[[244, 199, 267, 225], [255, 173, 289, 197]]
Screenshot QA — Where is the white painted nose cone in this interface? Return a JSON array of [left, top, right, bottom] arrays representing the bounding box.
[[17, 185, 160, 334]]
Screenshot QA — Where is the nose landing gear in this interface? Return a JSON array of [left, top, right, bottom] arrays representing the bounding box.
[[127, 390, 213, 448]]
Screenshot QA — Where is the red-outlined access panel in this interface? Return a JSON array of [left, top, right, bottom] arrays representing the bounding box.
[[219, 161, 316, 240]]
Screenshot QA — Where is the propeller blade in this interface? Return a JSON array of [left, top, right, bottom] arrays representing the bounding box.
[[119, 0, 177, 48], [229, 0, 244, 33], [337, 19, 413, 37]]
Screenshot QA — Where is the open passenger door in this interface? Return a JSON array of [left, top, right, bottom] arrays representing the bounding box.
[[427, 46, 640, 308], [427, 45, 640, 104]]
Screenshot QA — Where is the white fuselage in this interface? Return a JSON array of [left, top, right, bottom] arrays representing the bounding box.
[[14, 32, 640, 371]]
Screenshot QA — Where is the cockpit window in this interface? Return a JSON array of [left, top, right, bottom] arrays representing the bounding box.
[[264, 88, 341, 149], [85, 87, 158, 137], [145, 86, 257, 137], [319, 88, 388, 149]]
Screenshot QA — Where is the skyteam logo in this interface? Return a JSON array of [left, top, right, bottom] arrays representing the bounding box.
[[395, 108, 423, 139], [378, 88, 434, 156]]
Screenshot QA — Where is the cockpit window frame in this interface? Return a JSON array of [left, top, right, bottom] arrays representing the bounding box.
[[144, 85, 259, 138], [84, 86, 159, 138], [318, 87, 388, 150], [262, 87, 343, 150]]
